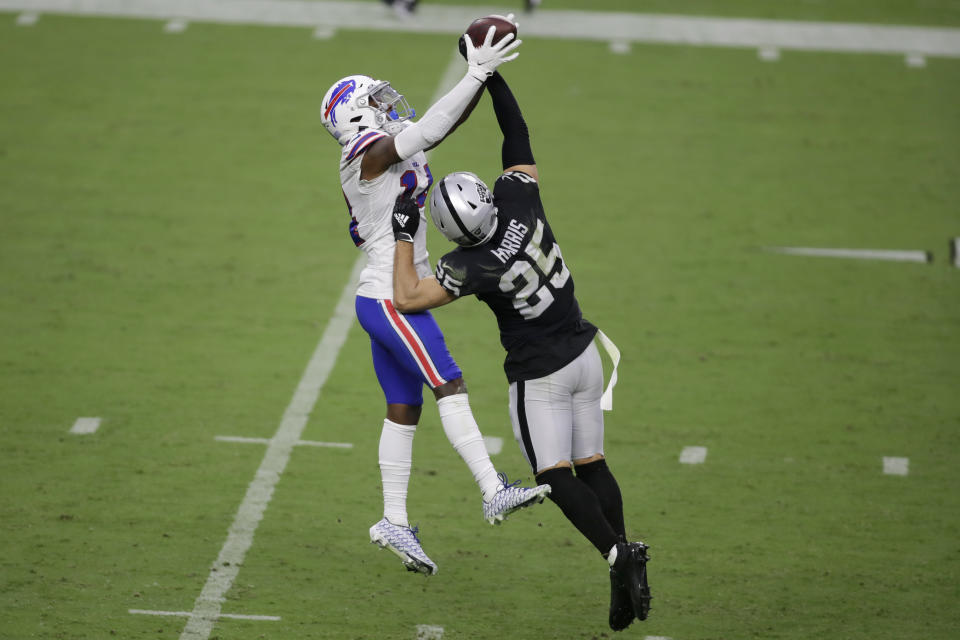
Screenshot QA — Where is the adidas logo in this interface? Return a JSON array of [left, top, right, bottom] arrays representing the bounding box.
[[394, 212, 410, 226]]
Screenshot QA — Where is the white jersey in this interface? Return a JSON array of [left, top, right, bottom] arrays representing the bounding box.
[[338, 127, 433, 299]]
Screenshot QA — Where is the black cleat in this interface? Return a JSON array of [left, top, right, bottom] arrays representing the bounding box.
[[612, 541, 652, 623], [608, 566, 635, 631]]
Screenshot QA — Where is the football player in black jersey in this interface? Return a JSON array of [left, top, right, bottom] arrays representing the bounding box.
[[390, 71, 653, 630]]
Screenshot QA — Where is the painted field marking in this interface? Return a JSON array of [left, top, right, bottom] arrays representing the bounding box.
[[1, 0, 959, 59], [16, 11, 37, 25], [645, 636, 674, 640], [294, 439, 353, 449], [215, 435, 353, 449], [905, 52, 927, 67], [950, 238, 959, 267], [175, 257, 364, 640], [883, 456, 909, 476], [416, 624, 445, 640], [609, 40, 631, 54], [758, 45, 780, 61], [130, 609, 280, 621], [312, 25, 335, 40], [679, 446, 708, 464], [164, 19, 187, 33], [483, 436, 504, 455], [70, 417, 101, 435], [765, 246, 933, 263]]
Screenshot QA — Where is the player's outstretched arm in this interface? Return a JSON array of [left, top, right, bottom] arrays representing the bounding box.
[[362, 26, 521, 180], [391, 195, 456, 313], [487, 71, 538, 181]]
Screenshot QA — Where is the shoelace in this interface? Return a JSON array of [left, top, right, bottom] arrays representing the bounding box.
[[496, 472, 520, 491], [408, 525, 421, 543]]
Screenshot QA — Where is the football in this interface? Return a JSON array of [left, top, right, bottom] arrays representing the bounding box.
[[459, 15, 518, 58]]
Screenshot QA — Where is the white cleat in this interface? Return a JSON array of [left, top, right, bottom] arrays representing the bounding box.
[[482, 473, 551, 525], [369, 518, 438, 576]]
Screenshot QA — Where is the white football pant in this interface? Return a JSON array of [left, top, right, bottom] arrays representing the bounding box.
[[508, 341, 605, 474]]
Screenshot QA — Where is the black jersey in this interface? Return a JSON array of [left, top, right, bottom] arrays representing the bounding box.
[[435, 171, 597, 382]]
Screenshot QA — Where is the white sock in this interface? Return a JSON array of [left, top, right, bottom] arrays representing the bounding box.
[[607, 543, 619, 567], [379, 418, 416, 528], [436, 394, 501, 501]]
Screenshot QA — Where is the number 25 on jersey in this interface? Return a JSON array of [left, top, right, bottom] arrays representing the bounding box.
[[499, 219, 570, 319]]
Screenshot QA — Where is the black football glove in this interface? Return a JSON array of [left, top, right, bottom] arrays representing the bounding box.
[[392, 193, 420, 243]]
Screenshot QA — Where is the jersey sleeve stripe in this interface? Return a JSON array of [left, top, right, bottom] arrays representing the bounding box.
[[381, 299, 447, 388], [346, 131, 387, 162]]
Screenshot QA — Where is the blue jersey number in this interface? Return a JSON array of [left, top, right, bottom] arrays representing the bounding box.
[[343, 164, 432, 247], [400, 163, 433, 207], [343, 189, 364, 247]]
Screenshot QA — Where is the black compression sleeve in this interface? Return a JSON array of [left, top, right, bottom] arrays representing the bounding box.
[[575, 458, 626, 539], [537, 467, 620, 555], [486, 72, 535, 169]]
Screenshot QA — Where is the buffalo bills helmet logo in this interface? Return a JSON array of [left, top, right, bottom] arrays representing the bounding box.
[[324, 79, 356, 126]]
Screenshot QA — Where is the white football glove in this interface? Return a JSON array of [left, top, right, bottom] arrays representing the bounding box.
[[464, 25, 521, 81]]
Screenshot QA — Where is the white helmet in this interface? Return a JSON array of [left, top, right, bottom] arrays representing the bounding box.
[[320, 74, 415, 145], [429, 172, 498, 247]]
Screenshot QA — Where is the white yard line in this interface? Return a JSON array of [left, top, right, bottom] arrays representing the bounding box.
[[69, 417, 101, 435], [177, 257, 363, 640], [1, 0, 959, 58], [765, 246, 932, 263], [215, 435, 354, 448], [131, 609, 281, 621], [432, 45, 468, 98], [294, 439, 353, 449]]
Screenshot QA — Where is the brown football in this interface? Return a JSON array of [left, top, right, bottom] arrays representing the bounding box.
[[464, 15, 517, 48]]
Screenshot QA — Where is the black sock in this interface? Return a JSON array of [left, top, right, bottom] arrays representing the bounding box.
[[575, 458, 626, 539], [537, 467, 619, 555]]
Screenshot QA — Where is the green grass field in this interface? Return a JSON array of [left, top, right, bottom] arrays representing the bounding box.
[[2, 2, 959, 639]]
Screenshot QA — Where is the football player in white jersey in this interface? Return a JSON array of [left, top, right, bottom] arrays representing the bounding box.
[[320, 21, 549, 577], [390, 70, 652, 628]]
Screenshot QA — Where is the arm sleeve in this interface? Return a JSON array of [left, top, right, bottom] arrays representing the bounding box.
[[393, 72, 484, 160], [486, 71, 535, 169]]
